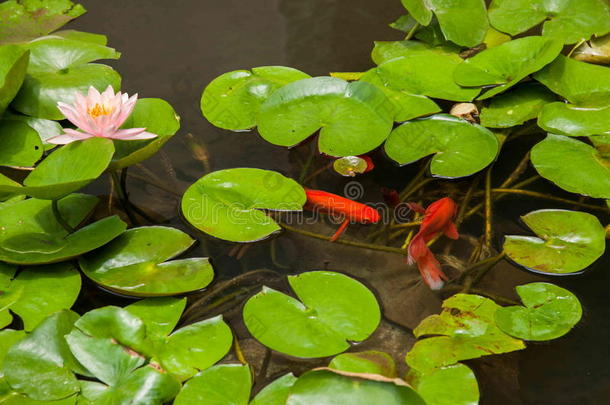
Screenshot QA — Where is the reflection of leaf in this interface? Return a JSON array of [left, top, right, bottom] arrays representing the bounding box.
[[406, 294, 525, 373], [504, 209, 606, 274], [495, 283, 582, 341]]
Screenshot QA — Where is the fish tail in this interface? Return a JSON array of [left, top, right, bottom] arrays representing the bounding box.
[[417, 251, 448, 290], [407, 233, 426, 265]]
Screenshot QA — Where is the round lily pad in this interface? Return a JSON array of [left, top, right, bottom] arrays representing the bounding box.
[[243, 271, 381, 358], [530, 134, 610, 199], [201, 66, 310, 131], [125, 297, 186, 341], [0, 194, 126, 265], [0, 119, 43, 167], [257, 77, 394, 157], [333, 156, 370, 177], [0, 137, 115, 200], [11, 36, 121, 120], [534, 56, 610, 107], [250, 373, 297, 405], [407, 363, 480, 405], [488, 0, 610, 44], [3, 113, 64, 150], [109, 98, 181, 170], [371, 40, 441, 65], [182, 168, 306, 242], [329, 351, 397, 377], [384, 114, 499, 178], [454, 36, 563, 100], [480, 83, 556, 128], [495, 283, 583, 341], [285, 369, 425, 405], [538, 102, 610, 137], [79, 226, 214, 297], [0, 44, 29, 115], [504, 209, 606, 274], [174, 364, 251, 405]]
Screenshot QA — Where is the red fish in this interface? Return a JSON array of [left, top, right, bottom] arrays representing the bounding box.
[[305, 188, 381, 241], [407, 197, 459, 290]]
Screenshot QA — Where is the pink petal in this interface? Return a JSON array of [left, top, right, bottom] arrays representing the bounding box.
[[46, 130, 94, 145], [114, 94, 138, 128], [57, 103, 96, 134], [110, 128, 157, 140]]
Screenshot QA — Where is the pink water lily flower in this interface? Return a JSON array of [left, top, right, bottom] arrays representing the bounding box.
[[47, 85, 157, 145]]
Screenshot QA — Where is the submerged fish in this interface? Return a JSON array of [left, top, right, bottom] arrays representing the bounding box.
[[305, 188, 381, 241], [407, 197, 459, 290]]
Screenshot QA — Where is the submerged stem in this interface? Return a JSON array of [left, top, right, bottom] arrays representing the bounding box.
[[492, 189, 609, 212], [484, 167, 493, 250], [52, 199, 75, 234]]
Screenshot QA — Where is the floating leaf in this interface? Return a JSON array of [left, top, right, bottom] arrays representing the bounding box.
[[376, 50, 480, 102], [332, 156, 370, 177], [384, 114, 499, 178], [359, 68, 440, 122], [174, 364, 251, 405], [479, 83, 556, 128], [534, 56, 610, 107], [80, 226, 213, 297], [182, 168, 306, 242], [406, 294, 525, 373], [285, 369, 425, 405], [504, 209, 606, 274], [454, 36, 563, 99], [0, 0, 86, 44], [243, 271, 380, 358], [125, 297, 186, 341], [407, 363, 480, 405], [496, 283, 582, 341], [0, 119, 43, 167], [488, 0, 610, 44], [371, 40, 442, 65], [0, 45, 29, 115], [329, 351, 397, 378], [399, 0, 489, 47], [3, 310, 80, 401], [0, 329, 25, 365], [530, 134, 610, 198], [11, 36, 121, 119], [0, 194, 126, 265], [3, 112, 63, 150], [538, 102, 610, 137], [250, 373, 297, 405], [201, 66, 310, 131], [109, 98, 181, 170], [257, 77, 393, 157], [3, 263, 81, 331]]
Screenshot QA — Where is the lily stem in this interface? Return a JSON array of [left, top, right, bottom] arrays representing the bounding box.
[[484, 167, 493, 250], [111, 170, 138, 225], [492, 189, 609, 212], [52, 199, 75, 233], [405, 22, 420, 41]]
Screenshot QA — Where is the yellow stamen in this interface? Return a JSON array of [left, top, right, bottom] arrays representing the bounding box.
[[88, 103, 114, 118]]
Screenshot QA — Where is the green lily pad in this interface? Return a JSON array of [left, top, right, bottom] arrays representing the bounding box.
[[11, 35, 121, 119], [109, 98, 181, 170], [384, 114, 499, 178], [496, 283, 582, 341], [534, 56, 610, 107], [257, 77, 393, 157], [174, 364, 251, 405], [573, 33, 610, 65], [1, 263, 81, 331], [0, 119, 43, 167], [3, 310, 80, 401], [0, 329, 25, 366], [530, 134, 610, 199], [243, 271, 381, 358], [0, 45, 29, 115], [376, 51, 480, 102], [125, 297, 186, 341], [399, 0, 489, 47], [0, 0, 86, 44], [454, 36, 563, 100], [79, 226, 214, 297], [371, 40, 447, 65], [182, 168, 306, 242], [538, 102, 610, 137], [0, 137, 115, 200], [201, 66, 310, 131], [488, 0, 610, 44], [0, 193, 126, 265], [250, 373, 297, 405], [333, 156, 371, 177], [285, 369, 425, 405], [329, 351, 397, 378], [504, 209, 606, 274], [407, 363, 479, 405], [3, 113, 63, 150], [406, 294, 525, 373], [479, 83, 556, 128], [359, 68, 440, 122]]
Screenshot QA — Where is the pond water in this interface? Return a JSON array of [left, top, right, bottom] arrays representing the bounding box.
[[68, 1, 610, 404]]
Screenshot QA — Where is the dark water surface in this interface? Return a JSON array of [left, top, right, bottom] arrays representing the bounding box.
[[67, 1, 610, 404]]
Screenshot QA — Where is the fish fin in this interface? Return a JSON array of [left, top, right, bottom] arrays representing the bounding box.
[[444, 222, 459, 240], [407, 234, 427, 264], [329, 219, 350, 242], [418, 251, 448, 290], [407, 202, 426, 215]]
